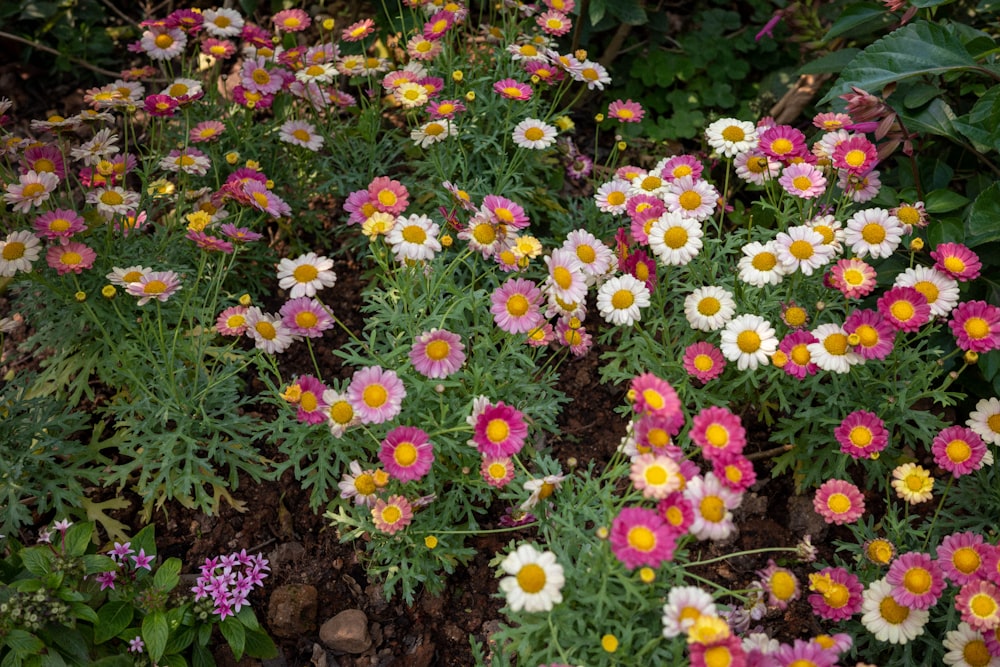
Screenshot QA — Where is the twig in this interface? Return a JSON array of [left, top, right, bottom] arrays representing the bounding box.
[[0, 30, 122, 79], [746, 444, 793, 461], [97, 0, 142, 28]]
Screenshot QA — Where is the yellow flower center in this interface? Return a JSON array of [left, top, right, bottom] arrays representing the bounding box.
[[946, 439, 971, 463], [903, 567, 931, 594], [363, 384, 388, 408], [552, 266, 574, 289], [627, 525, 656, 551], [827, 493, 851, 514], [736, 330, 761, 353], [644, 465, 668, 486], [791, 344, 811, 366], [647, 428, 669, 448], [704, 646, 734, 667], [867, 540, 894, 564], [849, 426, 873, 447], [964, 317, 989, 340], [401, 225, 426, 244], [506, 294, 529, 317], [2, 242, 25, 260], [641, 175, 661, 191], [100, 190, 124, 206], [226, 314, 245, 329], [523, 127, 545, 142], [855, 324, 879, 347], [953, 547, 981, 574], [785, 306, 807, 326], [607, 191, 626, 206], [943, 256, 966, 274], [823, 333, 848, 355], [721, 125, 745, 143], [380, 505, 402, 524], [255, 321, 276, 340], [252, 69, 270, 85], [486, 418, 510, 443], [879, 595, 910, 624], [516, 563, 546, 593], [295, 311, 318, 328], [575, 245, 596, 265], [642, 388, 665, 411], [61, 251, 82, 266], [964, 639, 991, 667], [970, 593, 999, 619], [752, 252, 776, 271], [330, 400, 354, 425], [300, 391, 318, 413], [705, 424, 729, 448], [771, 571, 796, 600], [890, 300, 915, 322], [664, 226, 688, 249], [792, 176, 813, 192], [425, 122, 445, 137], [844, 149, 867, 167], [698, 297, 721, 316], [354, 473, 375, 495], [861, 222, 886, 244], [789, 239, 814, 260], [611, 289, 634, 310], [471, 223, 495, 245], [678, 191, 702, 211], [394, 442, 418, 467], [906, 473, 927, 492], [155, 34, 174, 49], [769, 138, 793, 155], [700, 496, 725, 522], [281, 16, 301, 29], [694, 354, 714, 372]]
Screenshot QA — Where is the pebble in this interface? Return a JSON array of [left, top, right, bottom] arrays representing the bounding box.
[[267, 584, 318, 638], [320, 609, 372, 654]]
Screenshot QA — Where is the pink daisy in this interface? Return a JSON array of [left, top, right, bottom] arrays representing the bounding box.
[[33, 209, 86, 241], [813, 479, 865, 525], [536, 10, 571, 36], [630, 453, 682, 499], [609, 506, 676, 569], [186, 231, 233, 254], [931, 425, 987, 477], [221, 224, 263, 243], [427, 99, 466, 119], [379, 426, 434, 483], [144, 93, 179, 117], [290, 375, 328, 425], [690, 406, 746, 462], [712, 453, 756, 493], [368, 176, 409, 216], [832, 135, 878, 174], [273, 8, 310, 32], [4, 170, 59, 213], [931, 242, 982, 281], [657, 492, 694, 535], [937, 532, 988, 585], [779, 162, 827, 199], [634, 414, 683, 454], [620, 249, 657, 292], [46, 241, 96, 276], [22, 144, 66, 179], [835, 410, 888, 459], [493, 78, 533, 101], [523, 60, 563, 85], [682, 341, 726, 383], [279, 297, 333, 338], [659, 155, 704, 182], [808, 567, 864, 621], [490, 278, 543, 334], [481, 457, 515, 488], [758, 124, 808, 162], [190, 120, 226, 143], [772, 640, 838, 667], [844, 309, 896, 360], [243, 181, 291, 218], [886, 551, 946, 610], [371, 495, 413, 535], [757, 559, 800, 609], [201, 38, 237, 60], [347, 366, 406, 425], [607, 99, 644, 123], [126, 271, 182, 306], [472, 401, 528, 457], [554, 319, 592, 357], [481, 194, 529, 230], [423, 11, 454, 40], [777, 330, 819, 380], [409, 329, 466, 379], [955, 580, 1000, 631], [342, 18, 375, 42], [216, 305, 249, 336], [829, 257, 877, 299], [877, 286, 931, 332], [629, 373, 682, 425], [949, 300, 1000, 353]]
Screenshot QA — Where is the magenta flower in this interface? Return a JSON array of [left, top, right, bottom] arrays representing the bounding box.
[[347, 365, 406, 425], [472, 401, 528, 457], [931, 425, 987, 477], [144, 94, 179, 116], [493, 78, 533, 102], [690, 406, 746, 462], [877, 286, 931, 332], [832, 135, 878, 174], [656, 492, 694, 535], [609, 506, 676, 569], [33, 209, 86, 241], [280, 297, 334, 338], [46, 241, 96, 276], [292, 375, 329, 425], [481, 194, 529, 230], [954, 579, 1000, 631], [371, 495, 413, 535], [931, 242, 981, 281], [409, 329, 466, 379], [379, 426, 434, 482], [758, 124, 807, 162], [367, 176, 409, 215], [813, 479, 865, 525], [682, 341, 726, 383], [607, 99, 644, 123], [835, 410, 888, 459], [949, 300, 1000, 353], [779, 162, 827, 199], [490, 278, 543, 334], [808, 567, 863, 621], [629, 372, 682, 424], [937, 532, 988, 585], [778, 330, 819, 380], [844, 308, 896, 361], [886, 551, 945, 610], [712, 453, 756, 493]]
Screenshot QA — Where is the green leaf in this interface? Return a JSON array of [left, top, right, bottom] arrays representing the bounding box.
[[63, 522, 93, 557], [219, 617, 246, 661], [82, 554, 118, 576], [824, 20, 978, 103], [153, 558, 181, 592], [243, 629, 278, 659], [588, 0, 606, 25], [927, 216, 965, 246], [39, 651, 66, 667], [4, 629, 43, 656], [130, 524, 156, 559], [69, 601, 100, 625], [953, 85, 1000, 153], [797, 49, 860, 75], [966, 182, 1000, 245], [924, 189, 970, 213], [142, 611, 169, 663], [900, 98, 960, 141], [19, 548, 51, 577], [96, 602, 134, 644], [607, 0, 647, 25], [823, 4, 892, 41], [191, 641, 213, 667]]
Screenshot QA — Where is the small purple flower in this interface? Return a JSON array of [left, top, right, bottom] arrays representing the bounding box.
[[37, 529, 52, 544], [109, 541, 134, 562], [128, 636, 144, 653], [132, 548, 153, 571], [53, 519, 73, 533], [96, 571, 117, 591]]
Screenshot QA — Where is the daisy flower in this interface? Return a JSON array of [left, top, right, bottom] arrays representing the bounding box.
[[629, 172, 668, 198], [610, 506, 676, 569], [544, 248, 587, 305], [814, 479, 865, 525], [663, 176, 718, 221], [806, 214, 845, 254], [342, 18, 375, 41], [88, 186, 141, 219], [955, 580, 1000, 632], [629, 372, 682, 422], [324, 390, 359, 438], [758, 560, 800, 610], [395, 81, 428, 108], [106, 265, 150, 287], [411, 119, 457, 148], [835, 410, 888, 459], [338, 461, 377, 506], [932, 425, 987, 478], [682, 341, 726, 384], [278, 120, 324, 151], [658, 154, 703, 182], [845, 208, 903, 258], [737, 241, 786, 287], [537, 9, 571, 36], [684, 286, 736, 332], [657, 492, 694, 536], [887, 551, 946, 610], [594, 179, 630, 214], [608, 99, 644, 123], [243, 307, 295, 354], [878, 286, 931, 332], [481, 456, 516, 488], [775, 225, 835, 275], [630, 454, 682, 499], [843, 308, 896, 361], [691, 406, 746, 462], [287, 375, 328, 425], [662, 586, 717, 638], [561, 229, 615, 281], [423, 11, 454, 39], [22, 144, 65, 178], [490, 278, 543, 334], [493, 78, 533, 101], [778, 330, 819, 380], [46, 242, 96, 276], [202, 38, 237, 60], [144, 94, 179, 116], [734, 151, 781, 185], [510, 117, 557, 150], [685, 473, 741, 541], [498, 544, 565, 613], [4, 170, 59, 213], [0, 230, 42, 276], [572, 60, 611, 90], [347, 366, 405, 425], [482, 194, 529, 231], [720, 314, 777, 371], [379, 426, 434, 483], [387, 214, 441, 263], [633, 414, 680, 455], [279, 297, 333, 338], [427, 99, 465, 119], [808, 567, 863, 621], [832, 135, 878, 174], [759, 124, 808, 161], [141, 26, 186, 60], [521, 473, 567, 511], [931, 242, 982, 281], [808, 323, 862, 374], [216, 305, 249, 336], [122, 269, 182, 306], [860, 578, 929, 645], [409, 329, 465, 379], [891, 463, 934, 504], [202, 8, 244, 37], [967, 397, 1000, 445], [938, 532, 989, 585], [949, 300, 1000, 353], [276, 252, 336, 298], [242, 181, 291, 218], [647, 213, 703, 266], [159, 148, 211, 175], [472, 401, 528, 457], [771, 640, 839, 667], [372, 495, 413, 535], [596, 274, 651, 326], [779, 162, 827, 199], [705, 118, 757, 157], [273, 8, 310, 32], [190, 120, 226, 143], [943, 622, 999, 667], [555, 319, 591, 356], [714, 453, 756, 493], [407, 36, 442, 61]]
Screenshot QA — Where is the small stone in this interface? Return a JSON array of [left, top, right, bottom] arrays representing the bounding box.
[[267, 584, 318, 638], [787, 494, 829, 541], [320, 609, 372, 654]]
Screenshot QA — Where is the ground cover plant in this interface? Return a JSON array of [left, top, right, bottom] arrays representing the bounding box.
[[1, 1, 1000, 666]]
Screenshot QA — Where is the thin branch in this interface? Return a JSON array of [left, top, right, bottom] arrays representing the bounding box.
[[97, 0, 141, 27], [0, 30, 122, 79]]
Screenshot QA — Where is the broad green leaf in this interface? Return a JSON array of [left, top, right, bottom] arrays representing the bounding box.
[[824, 21, 978, 103], [4, 629, 43, 656], [95, 601, 134, 644], [924, 189, 970, 213], [19, 548, 51, 577], [63, 522, 93, 557], [966, 182, 1000, 245], [588, 0, 606, 25], [797, 49, 860, 75], [900, 98, 960, 141], [927, 216, 965, 245], [130, 524, 156, 559], [69, 601, 99, 625], [823, 3, 892, 41], [159, 656, 187, 667], [953, 85, 1000, 153], [219, 617, 246, 661], [82, 554, 118, 576], [607, 0, 647, 25], [243, 628, 278, 659], [153, 558, 181, 592], [39, 652, 66, 667], [142, 611, 169, 663]]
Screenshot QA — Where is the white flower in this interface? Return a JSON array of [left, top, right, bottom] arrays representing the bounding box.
[[807, 323, 862, 374], [684, 286, 736, 332], [498, 544, 565, 613], [648, 213, 703, 266], [594, 179, 630, 215], [512, 118, 557, 150], [860, 578, 929, 645], [0, 230, 42, 277], [845, 208, 903, 258], [202, 8, 244, 37], [662, 586, 717, 638], [737, 241, 787, 287], [278, 120, 324, 151], [943, 621, 1000, 666], [775, 225, 835, 276], [386, 214, 441, 263], [967, 397, 1000, 446], [894, 265, 959, 318], [276, 252, 337, 298], [705, 118, 758, 158], [596, 274, 650, 326], [628, 172, 668, 198], [561, 229, 615, 283], [806, 214, 845, 255], [244, 307, 296, 354], [411, 119, 457, 148], [543, 247, 588, 305], [720, 314, 777, 371], [684, 473, 741, 541], [663, 176, 718, 221]]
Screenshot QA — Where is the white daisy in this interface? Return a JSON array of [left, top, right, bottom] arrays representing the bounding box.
[[512, 118, 557, 150], [775, 225, 835, 276], [894, 265, 960, 318], [662, 586, 717, 638], [87, 186, 140, 219], [967, 397, 1000, 446], [705, 118, 758, 158], [162, 78, 203, 100], [594, 179, 630, 215], [684, 473, 741, 541], [386, 214, 441, 263], [395, 81, 428, 109], [845, 208, 903, 259], [0, 230, 42, 277], [411, 119, 457, 148], [202, 8, 245, 38], [648, 213, 703, 266], [737, 241, 787, 287], [860, 578, 929, 645], [276, 252, 337, 298], [684, 286, 736, 332], [628, 172, 668, 198], [543, 247, 588, 305], [807, 323, 863, 374], [278, 120, 324, 151], [295, 62, 337, 85], [596, 274, 651, 326], [244, 307, 296, 354], [561, 229, 615, 283], [498, 544, 565, 613], [943, 621, 1000, 667], [806, 214, 845, 255], [720, 314, 777, 371], [663, 176, 718, 221]]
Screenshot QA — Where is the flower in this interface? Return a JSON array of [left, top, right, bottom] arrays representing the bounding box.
[[521, 473, 567, 510], [663, 176, 718, 221], [216, 305, 248, 336], [648, 213, 703, 266], [273, 8, 310, 32], [832, 135, 878, 174], [512, 118, 557, 149], [891, 463, 934, 504], [379, 426, 434, 482], [126, 270, 182, 305], [705, 118, 757, 157], [835, 410, 889, 459], [610, 506, 677, 569], [493, 78, 533, 101], [808, 323, 862, 374], [544, 248, 587, 305], [342, 18, 375, 41], [368, 177, 409, 215], [844, 309, 896, 360], [482, 194, 530, 231], [814, 479, 865, 525], [777, 330, 819, 380], [498, 544, 565, 612], [776, 225, 835, 276], [691, 406, 746, 462], [685, 473, 740, 540], [561, 229, 615, 281], [864, 538, 897, 566], [713, 453, 756, 493], [473, 401, 528, 457], [737, 241, 786, 287], [411, 119, 457, 147], [662, 586, 717, 638], [931, 242, 982, 281], [808, 567, 863, 621], [0, 230, 42, 277], [860, 578, 929, 645], [771, 639, 839, 667], [943, 622, 999, 667], [4, 170, 59, 212], [280, 297, 333, 338], [630, 454, 682, 499], [409, 329, 465, 379], [278, 120, 324, 151], [759, 124, 807, 162], [325, 390, 360, 438], [877, 286, 931, 332], [779, 162, 827, 199], [967, 397, 1000, 445], [734, 151, 781, 184], [949, 301, 1000, 353], [830, 257, 877, 298], [288, 375, 328, 425], [682, 342, 726, 383], [242, 181, 291, 217], [596, 274, 651, 325], [347, 366, 405, 425], [537, 9, 571, 35], [845, 208, 903, 258], [244, 307, 294, 354], [371, 495, 413, 535], [481, 457, 515, 488], [387, 214, 441, 263], [572, 60, 611, 90], [938, 532, 989, 585], [932, 425, 987, 477], [490, 278, 543, 334], [887, 551, 945, 610], [720, 314, 777, 371], [758, 560, 800, 609], [608, 99, 645, 123], [276, 252, 336, 298], [684, 286, 736, 332], [956, 580, 1000, 631], [594, 179, 630, 214], [141, 26, 186, 60], [202, 8, 244, 37]]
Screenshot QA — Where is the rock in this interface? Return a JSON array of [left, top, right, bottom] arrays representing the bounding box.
[[213, 644, 262, 667], [268, 541, 305, 569], [786, 494, 829, 542], [267, 584, 318, 638], [320, 609, 372, 654]]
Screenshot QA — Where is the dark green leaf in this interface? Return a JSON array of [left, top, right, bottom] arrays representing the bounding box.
[[902, 82, 943, 109], [966, 182, 1000, 245], [588, 0, 606, 25], [142, 611, 169, 662], [130, 525, 156, 559], [63, 522, 93, 557], [900, 98, 960, 140], [607, 0, 647, 25], [797, 49, 860, 75], [19, 548, 51, 577], [69, 601, 99, 625], [50, 627, 89, 663], [4, 629, 43, 656], [82, 554, 118, 576], [953, 85, 1000, 153], [924, 189, 970, 213], [153, 558, 181, 592], [823, 4, 892, 41], [95, 602, 134, 644], [219, 617, 245, 661], [192, 641, 213, 667], [927, 216, 965, 245], [243, 629, 278, 659]]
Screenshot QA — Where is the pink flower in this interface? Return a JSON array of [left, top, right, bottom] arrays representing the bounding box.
[[659, 155, 703, 182], [629, 373, 683, 427], [216, 305, 249, 336], [931, 425, 987, 477], [682, 341, 726, 383], [877, 286, 931, 332], [832, 135, 878, 174], [342, 18, 375, 42], [607, 99, 644, 123], [690, 406, 745, 461], [757, 559, 800, 609], [144, 94, 179, 116], [813, 479, 865, 525], [931, 242, 981, 281], [949, 300, 1000, 353], [46, 241, 96, 275], [409, 329, 465, 379], [758, 124, 807, 162], [371, 495, 413, 534], [954, 580, 1000, 631], [779, 162, 827, 199], [609, 506, 676, 569], [886, 551, 945, 610], [481, 457, 515, 488], [634, 414, 684, 455], [472, 401, 528, 457], [844, 308, 896, 360], [347, 366, 406, 425], [481, 194, 529, 230], [368, 176, 409, 215], [279, 297, 333, 338], [808, 567, 863, 621], [835, 410, 888, 459], [829, 257, 877, 299], [712, 453, 756, 493], [33, 209, 86, 241], [291, 375, 328, 425], [490, 278, 543, 334], [379, 426, 434, 482], [536, 10, 571, 36], [656, 492, 694, 535], [493, 78, 533, 102], [126, 271, 182, 306], [777, 330, 819, 380], [243, 180, 291, 218], [937, 532, 988, 585], [273, 8, 310, 32], [423, 11, 454, 39]]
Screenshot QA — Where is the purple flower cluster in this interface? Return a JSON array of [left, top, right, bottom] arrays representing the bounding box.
[[190, 550, 270, 620], [96, 541, 154, 591]]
